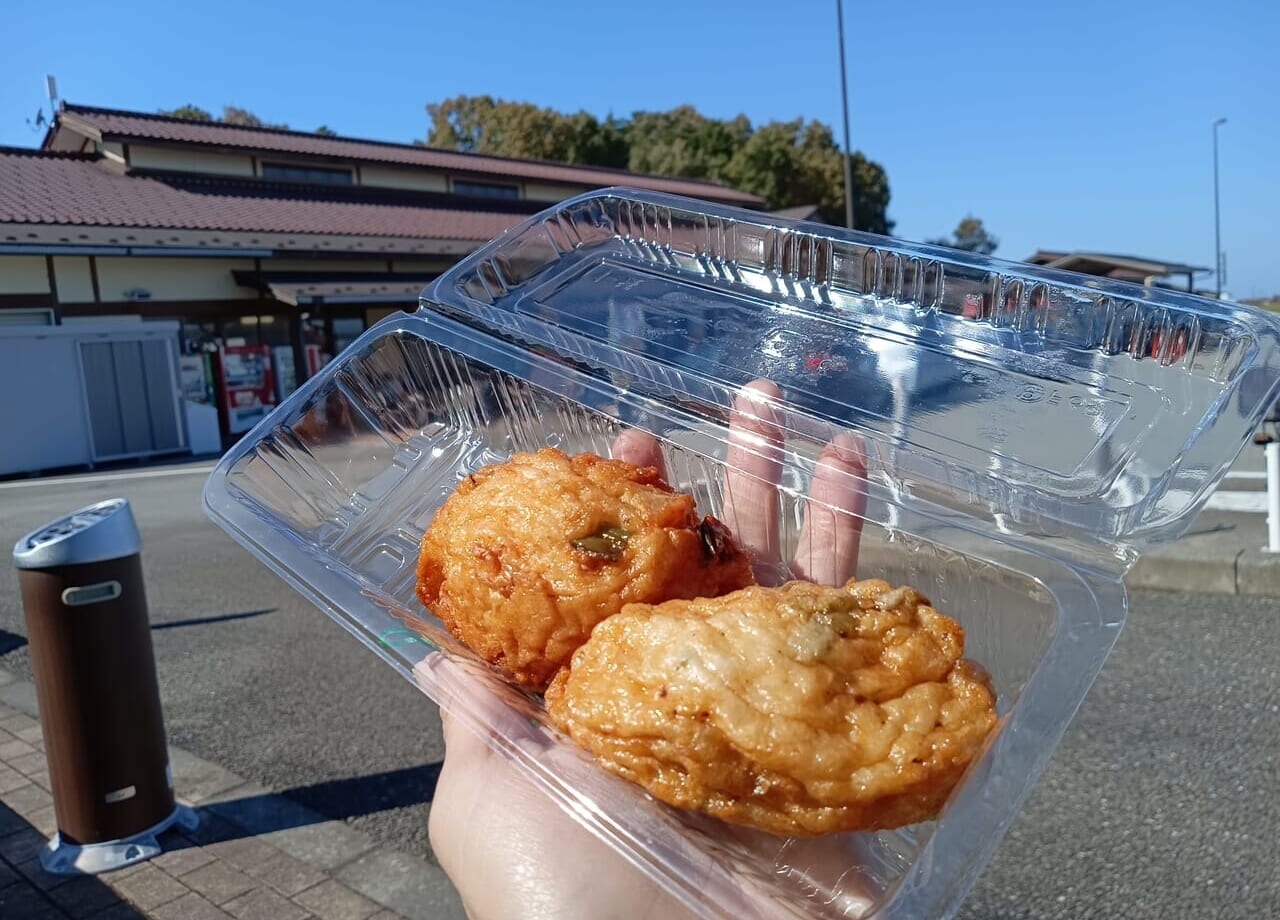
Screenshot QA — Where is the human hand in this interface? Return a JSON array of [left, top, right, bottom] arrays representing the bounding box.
[[424, 380, 870, 920], [612, 379, 867, 586]]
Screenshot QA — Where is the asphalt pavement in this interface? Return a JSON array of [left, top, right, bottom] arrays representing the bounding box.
[[0, 462, 1276, 919]]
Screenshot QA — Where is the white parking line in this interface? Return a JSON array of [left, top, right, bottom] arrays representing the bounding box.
[[1204, 490, 1269, 513], [0, 464, 218, 491]]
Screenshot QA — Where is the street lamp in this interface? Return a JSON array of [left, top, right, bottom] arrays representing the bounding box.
[[1213, 117, 1226, 298], [836, 0, 855, 230]]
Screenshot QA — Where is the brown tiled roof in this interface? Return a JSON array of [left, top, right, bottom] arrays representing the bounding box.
[[1024, 249, 1069, 265], [1030, 251, 1208, 277], [771, 204, 826, 222], [55, 104, 764, 207], [0, 147, 529, 241], [1024, 250, 1208, 276]]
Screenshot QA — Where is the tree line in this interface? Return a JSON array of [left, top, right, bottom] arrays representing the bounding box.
[[422, 97, 894, 235], [161, 105, 336, 136]]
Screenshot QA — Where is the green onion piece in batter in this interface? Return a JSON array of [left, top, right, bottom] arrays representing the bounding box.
[[571, 526, 631, 560]]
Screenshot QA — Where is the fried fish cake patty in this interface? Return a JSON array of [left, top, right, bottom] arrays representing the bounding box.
[[545, 578, 998, 836], [416, 449, 754, 689]]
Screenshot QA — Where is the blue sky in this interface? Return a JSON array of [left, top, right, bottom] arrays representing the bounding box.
[[4, 0, 1277, 298]]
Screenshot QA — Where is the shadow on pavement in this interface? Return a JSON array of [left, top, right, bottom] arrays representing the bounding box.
[[0, 610, 275, 655], [0, 630, 25, 656], [0, 757, 442, 913], [0, 803, 145, 918], [278, 763, 443, 818], [150, 608, 276, 631], [190, 762, 443, 845]]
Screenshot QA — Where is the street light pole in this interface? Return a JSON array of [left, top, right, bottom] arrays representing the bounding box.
[[836, 0, 855, 230], [1213, 117, 1226, 298]]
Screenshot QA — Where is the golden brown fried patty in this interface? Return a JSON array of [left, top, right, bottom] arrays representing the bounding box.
[[546, 578, 997, 836], [416, 449, 754, 689]]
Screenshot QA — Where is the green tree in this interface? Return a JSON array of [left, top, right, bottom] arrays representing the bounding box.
[[625, 106, 750, 180], [423, 96, 893, 233], [162, 105, 213, 121], [220, 106, 288, 130], [722, 119, 893, 234], [221, 106, 263, 127], [848, 151, 894, 236], [721, 119, 808, 209], [929, 216, 998, 254], [315, 125, 337, 137], [427, 95, 497, 152], [426, 95, 626, 166], [562, 112, 629, 169], [161, 105, 290, 130]]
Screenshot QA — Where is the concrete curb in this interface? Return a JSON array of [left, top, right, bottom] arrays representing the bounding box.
[[0, 666, 463, 920], [855, 532, 1280, 598], [1128, 546, 1280, 596]]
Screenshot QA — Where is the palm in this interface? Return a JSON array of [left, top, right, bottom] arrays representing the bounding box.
[[424, 380, 869, 920]]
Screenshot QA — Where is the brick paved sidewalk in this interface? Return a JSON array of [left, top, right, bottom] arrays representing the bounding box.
[[0, 670, 462, 920]]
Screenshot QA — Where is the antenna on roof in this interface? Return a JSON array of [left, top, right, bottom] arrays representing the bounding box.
[[26, 75, 57, 133]]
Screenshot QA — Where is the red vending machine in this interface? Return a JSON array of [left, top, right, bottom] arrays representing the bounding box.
[[214, 344, 276, 435]]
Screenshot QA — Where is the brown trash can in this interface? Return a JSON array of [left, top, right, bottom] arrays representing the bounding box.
[[12, 498, 196, 874]]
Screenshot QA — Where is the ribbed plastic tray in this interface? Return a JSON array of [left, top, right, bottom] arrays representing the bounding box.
[[205, 188, 1280, 919]]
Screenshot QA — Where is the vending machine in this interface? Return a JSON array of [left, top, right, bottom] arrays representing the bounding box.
[[271, 346, 296, 403], [214, 344, 275, 435], [179, 353, 222, 453], [272, 344, 326, 401]]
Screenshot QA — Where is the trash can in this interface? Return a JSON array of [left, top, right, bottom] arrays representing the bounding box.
[[12, 498, 196, 874]]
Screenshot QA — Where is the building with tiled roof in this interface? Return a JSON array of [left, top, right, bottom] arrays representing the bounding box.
[[46, 104, 763, 207], [1023, 250, 1209, 292], [0, 103, 763, 445]]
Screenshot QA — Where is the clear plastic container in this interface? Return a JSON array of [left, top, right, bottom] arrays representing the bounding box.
[[203, 188, 1280, 918]]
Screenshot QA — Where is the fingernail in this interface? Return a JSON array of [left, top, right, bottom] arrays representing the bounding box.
[[829, 433, 866, 467], [740, 379, 782, 400], [734, 382, 783, 424]]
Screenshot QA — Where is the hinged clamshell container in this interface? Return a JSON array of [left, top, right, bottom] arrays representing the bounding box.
[[204, 188, 1280, 919]]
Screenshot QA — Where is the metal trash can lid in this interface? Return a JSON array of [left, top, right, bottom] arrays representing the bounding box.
[[13, 498, 143, 569]]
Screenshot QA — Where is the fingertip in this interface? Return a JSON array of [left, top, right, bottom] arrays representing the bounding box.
[[734, 380, 783, 422], [823, 433, 868, 475], [611, 428, 667, 479], [723, 379, 786, 565], [740, 378, 783, 402], [730, 382, 786, 456]]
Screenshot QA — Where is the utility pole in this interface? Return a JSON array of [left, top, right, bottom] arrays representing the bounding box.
[[836, 0, 855, 230], [1212, 117, 1226, 298]]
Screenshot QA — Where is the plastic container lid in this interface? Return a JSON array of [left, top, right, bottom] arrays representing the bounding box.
[[13, 498, 142, 569], [434, 188, 1280, 571], [437, 189, 1280, 568], [203, 188, 1280, 920]]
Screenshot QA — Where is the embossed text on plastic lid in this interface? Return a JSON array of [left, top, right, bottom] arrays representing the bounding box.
[[13, 498, 143, 569]]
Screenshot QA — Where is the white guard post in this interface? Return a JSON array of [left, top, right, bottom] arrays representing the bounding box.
[[1267, 440, 1280, 553]]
